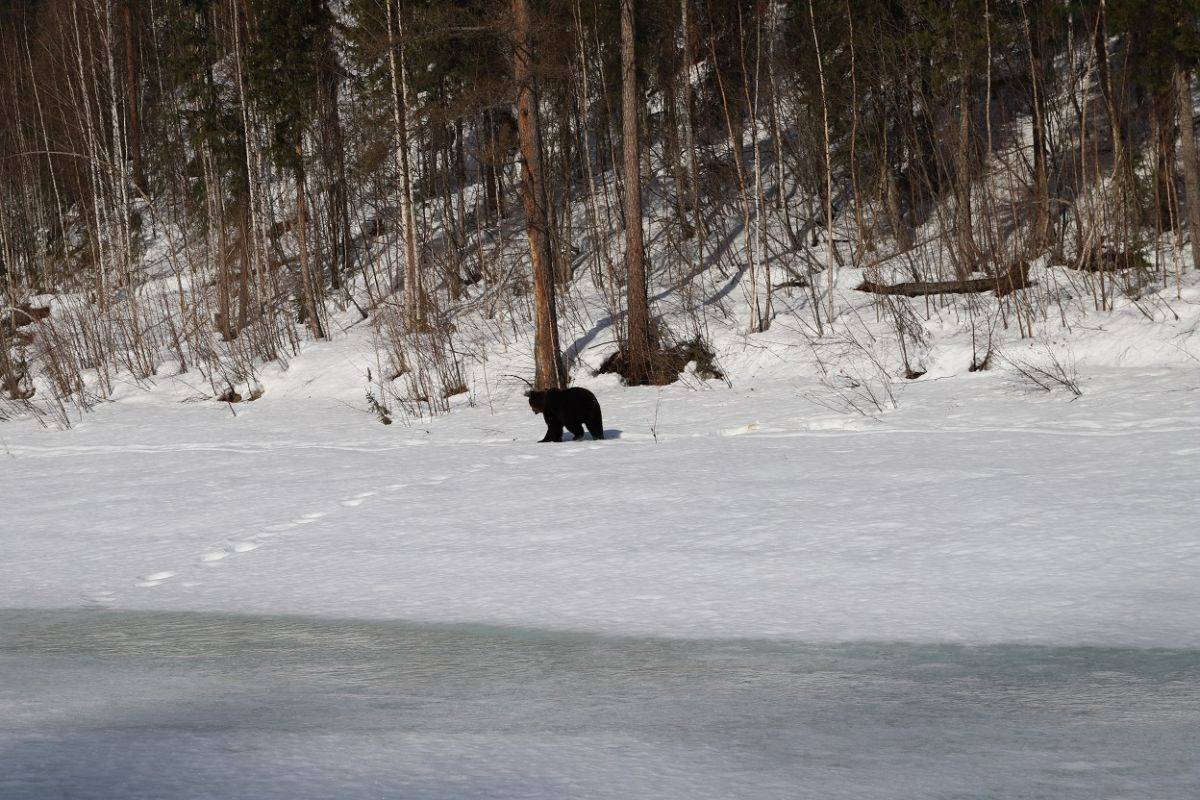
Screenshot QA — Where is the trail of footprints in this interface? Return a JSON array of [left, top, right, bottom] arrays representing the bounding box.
[[72, 442, 607, 605], [126, 465, 489, 592], [82, 438, 647, 609], [124, 445, 600, 595], [120, 441, 596, 598]]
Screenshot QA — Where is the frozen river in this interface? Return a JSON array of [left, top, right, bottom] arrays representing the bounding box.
[[2, 609, 1197, 799]]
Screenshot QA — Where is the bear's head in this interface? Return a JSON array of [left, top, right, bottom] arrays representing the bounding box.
[[525, 389, 547, 414]]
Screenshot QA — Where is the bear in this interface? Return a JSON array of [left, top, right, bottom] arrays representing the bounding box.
[[526, 387, 605, 442]]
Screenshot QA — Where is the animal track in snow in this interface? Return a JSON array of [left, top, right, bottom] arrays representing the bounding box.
[[200, 539, 261, 563], [721, 422, 761, 437], [117, 448, 514, 603], [340, 491, 378, 507], [121, 455, 499, 598], [136, 570, 175, 588], [199, 538, 263, 566]]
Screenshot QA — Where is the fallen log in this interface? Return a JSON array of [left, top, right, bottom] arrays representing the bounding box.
[[856, 261, 1032, 298]]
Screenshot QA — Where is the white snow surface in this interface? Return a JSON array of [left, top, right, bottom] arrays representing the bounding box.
[[3, 313, 1199, 647]]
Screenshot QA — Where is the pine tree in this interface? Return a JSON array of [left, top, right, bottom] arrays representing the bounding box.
[[247, 0, 332, 337]]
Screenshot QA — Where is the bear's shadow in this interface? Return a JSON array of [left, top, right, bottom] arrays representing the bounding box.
[[569, 429, 622, 441]]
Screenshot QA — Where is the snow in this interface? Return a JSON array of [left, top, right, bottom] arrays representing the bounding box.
[[3, 331, 1199, 646]]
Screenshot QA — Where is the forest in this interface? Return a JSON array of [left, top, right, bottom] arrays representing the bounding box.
[[1, 0, 1198, 422]]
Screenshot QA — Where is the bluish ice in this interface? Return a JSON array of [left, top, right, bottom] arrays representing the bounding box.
[[2, 610, 1197, 799]]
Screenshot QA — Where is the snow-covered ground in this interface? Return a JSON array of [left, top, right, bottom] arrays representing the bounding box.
[[3, 332, 1199, 646]]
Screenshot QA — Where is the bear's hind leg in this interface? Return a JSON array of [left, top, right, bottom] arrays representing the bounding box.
[[586, 413, 605, 440], [566, 422, 586, 441]]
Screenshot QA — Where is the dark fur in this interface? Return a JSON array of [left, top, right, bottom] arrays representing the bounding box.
[[526, 387, 605, 442]]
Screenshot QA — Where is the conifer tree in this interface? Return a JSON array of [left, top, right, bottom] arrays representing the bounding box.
[[247, 0, 331, 337]]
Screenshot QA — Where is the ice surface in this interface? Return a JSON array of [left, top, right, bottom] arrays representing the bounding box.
[[1, 610, 1197, 800]]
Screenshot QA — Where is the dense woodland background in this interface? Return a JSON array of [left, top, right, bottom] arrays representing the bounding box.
[[1, 0, 1199, 423]]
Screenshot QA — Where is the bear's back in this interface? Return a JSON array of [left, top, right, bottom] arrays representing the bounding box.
[[543, 386, 599, 416]]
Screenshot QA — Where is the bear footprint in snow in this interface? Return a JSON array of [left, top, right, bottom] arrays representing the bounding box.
[[137, 571, 176, 587]]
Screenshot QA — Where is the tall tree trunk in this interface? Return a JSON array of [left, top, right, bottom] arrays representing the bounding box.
[[808, 0, 835, 327], [1092, 3, 1122, 158], [206, 146, 233, 340], [1092, 0, 1133, 239], [237, 200, 251, 333], [316, 0, 347, 291], [512, 0, 565, 390], [954, 77, 974, 277], [481, 109, 506, 222], [386, 0, 421, 327], [620, 0, 653, 383], [295, 154, 324, 339], [232, 0, 264, 333], [662, 65, 688, 235], [1151, 87, 1178, 231], [1176, 64, 1200, 270], [1023, 1, 1051, 249], [123, 0, 143, 191], [679, 0, 702, 252]]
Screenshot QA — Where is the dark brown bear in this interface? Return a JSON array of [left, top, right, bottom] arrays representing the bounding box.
[[526, 387, 605, 442]]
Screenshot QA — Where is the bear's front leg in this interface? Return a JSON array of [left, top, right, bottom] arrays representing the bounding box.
[[540, 416, 564, 442]]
